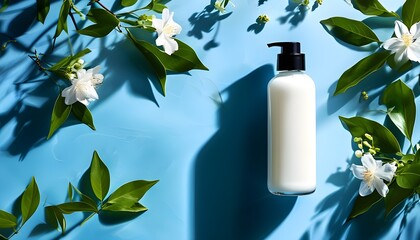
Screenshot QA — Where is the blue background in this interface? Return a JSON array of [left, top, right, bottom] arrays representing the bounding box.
[[1, 0, 420, 239]]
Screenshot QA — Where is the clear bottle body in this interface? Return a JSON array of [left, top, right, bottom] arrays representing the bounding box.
[[267, 70, 316, 195]]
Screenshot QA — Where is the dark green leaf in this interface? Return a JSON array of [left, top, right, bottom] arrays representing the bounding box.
[[137, 39, 208, 72], [0, 210, 16, 228], [21, 177, 40, 225], [320, 17, 380, 46], [385, 181, 414, 216], [107, 180, 158, 205], [72, 102, 96, 130], [339, 116, 401, 153], [414, 148, 420, 164], [57, 202, 98, 214], [127, 30, 167, 95], [78, 9, 119, 37], [102, 202, 147, 212], [45, 206, 66, 233], [121, 0, 138, 7], [90, 151, 110, 201], [354, 0, 398, 17], [348, 191, 382, 220], [0, 0, 9, 13], [387, 54, 412, 72], [334, 51, 391, 95], [37, 0, 50, 24], [402, 0, 420, 28], [381, 80, 416, 141], [48, 95, 72, 139], [397, 163, 420, 189], [54, 0, 71, 39]]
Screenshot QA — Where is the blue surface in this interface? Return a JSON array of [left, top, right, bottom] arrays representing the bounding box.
[[1, 0, 420, 239]]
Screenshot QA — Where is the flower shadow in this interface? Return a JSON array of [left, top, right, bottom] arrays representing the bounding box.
[[278, 0, 308, 28], [194, 64, 297, 240], [187, 3, 232, 51]]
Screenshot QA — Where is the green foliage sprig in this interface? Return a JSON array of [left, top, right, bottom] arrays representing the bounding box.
[[0, 178, 40, 240], [321, 0, 420, 95], [340, 79, 420, 220], [45, 151, 158, 234]]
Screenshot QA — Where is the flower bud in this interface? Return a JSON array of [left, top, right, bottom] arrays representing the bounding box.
[[358, 143, 363, 149], [364, 133, 373, 141], [355, 150, 363, 158], [363, 141, 372, 148], [353, 137, 362, 142], [77, 59, 85, 65], [257, 14, 270, 24], [368, 148, 376, 155]]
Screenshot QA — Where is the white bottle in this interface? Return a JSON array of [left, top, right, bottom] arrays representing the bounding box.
[[267, 42, 316, 195]]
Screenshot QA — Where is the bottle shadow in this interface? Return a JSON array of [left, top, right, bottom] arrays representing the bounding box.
[[194, 64, 297, 240]]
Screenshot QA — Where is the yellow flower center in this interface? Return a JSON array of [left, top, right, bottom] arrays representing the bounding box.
[[163, 25, 176, 36], [402, 33, 413, 47], [363, 170, 374, 186]]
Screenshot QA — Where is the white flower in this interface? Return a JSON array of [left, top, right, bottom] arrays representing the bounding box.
[[350, 153, 397, 197], [61, 66, 104, 106], [152, 8, 182, 55], [383, 20, 420, 64]]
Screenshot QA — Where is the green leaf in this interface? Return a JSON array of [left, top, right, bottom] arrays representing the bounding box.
[[48, 95, 72, 139], [68, 183, 73, 202], [78, 9, 119, 37], [127, 30, 167, 95], [385, 181, 414, 216], [21, 177, 40, 225], [36, 0, 50, 24], [54, 0, 71, 39], [348, 191, 382, 220], [0, 0, 9, 13], [387, 54, 412, 72], [68, 183, 98, 209], [381, 80, 416, 141], [106, 180, 158, 206], [72, 102, 96, 130], [141, 0, 166, 13], [102, 202, 148, 212], [334, 51, 391, 95], [90, 151, 110, 201], [397, 163, 420, 189], [48, 48, 91, 72], [320, 17, 380, 46], [0, 210, 16, 229], [137, 39, 209, 72], [402, 0, 420, 28], [354, 0, 398, 17], [121, 0, 138, 7], [339, 116, 401, 153], [45, 206, 66, 233], [57, 202, 98, 214]]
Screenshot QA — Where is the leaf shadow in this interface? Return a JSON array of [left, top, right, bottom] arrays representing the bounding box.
[[194, 64, 297, 240], [187, 3, 232, 51], [247, 22, 266, 34], [98, 210, 145, 225], [278, 0, 308, 29]]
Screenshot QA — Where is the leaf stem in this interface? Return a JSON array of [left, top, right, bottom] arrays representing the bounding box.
[[80, 212, 97, 226]]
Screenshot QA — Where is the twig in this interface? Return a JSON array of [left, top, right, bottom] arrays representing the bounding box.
[[69, 10, 79, 31]]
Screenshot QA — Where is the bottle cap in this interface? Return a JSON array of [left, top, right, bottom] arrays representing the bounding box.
[[267, 42, 305, 71]]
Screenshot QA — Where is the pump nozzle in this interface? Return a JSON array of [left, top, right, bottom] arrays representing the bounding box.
[[267, 42, 305, 71]]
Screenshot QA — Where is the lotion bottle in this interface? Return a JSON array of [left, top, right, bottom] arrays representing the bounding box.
[[267, 42, 316, 195]]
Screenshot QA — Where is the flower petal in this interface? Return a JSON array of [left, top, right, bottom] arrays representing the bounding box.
[[410, 22, 420, 39], [359, 181, 374, 197], [162, 36, 179, 55], [162, 8, 170, 26], [395, 20, 410, 38], [361, 153, 376, 171], [407, 40, 420, 62], [76, 69, 87, 80], [152, 18, 164, 34], [62, 86, 77, 105], [394, 47, 409, 64], [383, 38, 404, 52], [351, 164, 365, 180], [372, 177, 388, 197], [375, 163, 396, 182]]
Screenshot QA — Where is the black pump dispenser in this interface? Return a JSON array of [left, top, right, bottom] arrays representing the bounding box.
[[267, 42, 305, 71]]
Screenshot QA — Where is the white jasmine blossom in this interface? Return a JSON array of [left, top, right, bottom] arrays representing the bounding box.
[[383, 20, 420, 64], [351, 153, 397, 197], [61, 66, 104, 106], [152, 8, 182, 55]]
